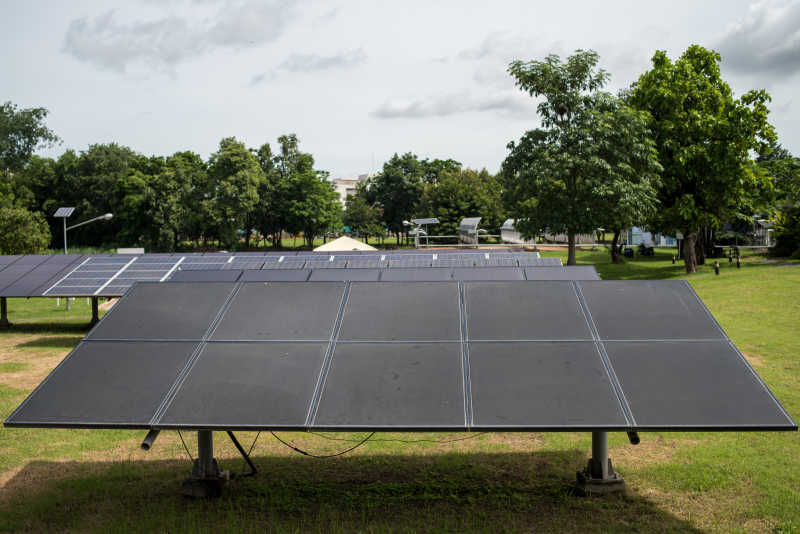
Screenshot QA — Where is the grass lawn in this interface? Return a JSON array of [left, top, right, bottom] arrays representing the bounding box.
[[0, 249, 798, 533]]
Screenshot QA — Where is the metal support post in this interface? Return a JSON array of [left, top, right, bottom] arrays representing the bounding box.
[[181, 431, 228, 498], [63, 217, 67, 254], [0, 297, 11, 328], [90, 297, 99, 326], [575, 432, 626, 495]]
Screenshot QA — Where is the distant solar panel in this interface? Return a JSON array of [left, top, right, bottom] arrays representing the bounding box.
[[53, 207, 75, 218], [308, 268, 381, 282], [388, 255, 433, 268], [452, 267, 525, 281]]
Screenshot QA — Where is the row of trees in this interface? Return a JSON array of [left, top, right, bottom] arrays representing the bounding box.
[[499, 45, 798, 272], [343, 154, 505, 245], [1, 123, 342, 251], [2, 44, 799, 266]]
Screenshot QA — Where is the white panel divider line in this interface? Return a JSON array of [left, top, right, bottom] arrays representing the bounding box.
[[42, 256, 92, 295], [160, 257, 185, 282], [94, 257, 138, 295], [151, 282, 243, 426], [571, 281, 637, 428], [683, 280, 797, 426], [458, 281, 474, 429], [306, 282, 352, 427]]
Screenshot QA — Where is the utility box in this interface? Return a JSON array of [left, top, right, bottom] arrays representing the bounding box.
[[458, 217, 482, 246]]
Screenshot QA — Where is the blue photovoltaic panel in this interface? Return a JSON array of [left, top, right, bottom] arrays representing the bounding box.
[[53, 207, 75, 217], [344, 256, 388, 268], [388, 255, 434, 268]]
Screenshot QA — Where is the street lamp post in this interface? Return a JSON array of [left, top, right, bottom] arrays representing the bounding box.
[[64, 213, 114, 253], [52, 209, 113, 315]]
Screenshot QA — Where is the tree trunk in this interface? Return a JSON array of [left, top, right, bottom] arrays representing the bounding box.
[[396, 232, 400, 246], [683, 231, 698, 273], [567, 230, 577, 266], [695, 228, 705, 266], [610, 229, 622, 264], [245, 227, 252, 248]]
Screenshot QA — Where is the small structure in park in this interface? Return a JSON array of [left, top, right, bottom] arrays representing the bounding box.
[[313, 236, 377, 252], [458, 217, 482, 246]]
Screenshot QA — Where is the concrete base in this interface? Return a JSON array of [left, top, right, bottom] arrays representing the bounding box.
[[574, 458, 626, 495], [181, 458, 229, 498]]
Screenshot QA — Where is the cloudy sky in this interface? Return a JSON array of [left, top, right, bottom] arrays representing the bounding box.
[[2, 0, 799, 178]]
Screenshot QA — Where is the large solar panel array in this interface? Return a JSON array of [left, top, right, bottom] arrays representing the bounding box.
[[0, 251, 563, 297], [6, 280, 795, 432]]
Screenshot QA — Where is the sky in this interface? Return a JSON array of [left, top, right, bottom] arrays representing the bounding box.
[[2, 0, 800, 179]]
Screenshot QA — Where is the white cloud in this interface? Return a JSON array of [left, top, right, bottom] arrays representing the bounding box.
[[250, 48, 366, 85], [371, 91, 535, 119], [63, 0, 296, 72], [716, 0, 800, 77]]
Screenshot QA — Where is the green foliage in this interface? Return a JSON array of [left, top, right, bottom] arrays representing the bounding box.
[[364, 153, 426, 241], [772, 204, 800, 257], [0, 101, 60, 174], [502, 50, 661, 265], [207, 137, 263, 250], [343, 189, 383, 239], [628, 45, 776, 271], [0, 206, 51, 254], [757, 142, 800, 205], [417, 168, 505, 236]]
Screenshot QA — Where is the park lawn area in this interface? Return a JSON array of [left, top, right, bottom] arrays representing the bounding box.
[[0, 250, 798, 533]]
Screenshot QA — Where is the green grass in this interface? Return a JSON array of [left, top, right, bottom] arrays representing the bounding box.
[[0, 249, 797, 533]]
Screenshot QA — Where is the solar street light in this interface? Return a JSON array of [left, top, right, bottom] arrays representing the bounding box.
[[60, 212, 114, 253]]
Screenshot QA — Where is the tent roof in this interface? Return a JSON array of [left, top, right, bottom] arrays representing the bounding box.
[[313, 236, 378, 252]]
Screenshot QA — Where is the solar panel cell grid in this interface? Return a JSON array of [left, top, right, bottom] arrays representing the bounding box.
[[5, 280, 796, 432]]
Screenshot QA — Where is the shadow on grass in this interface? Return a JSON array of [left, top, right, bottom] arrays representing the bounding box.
[[15, 336, 84, 350], [0, 322, 90, 337], [0, 451, 703, 533]]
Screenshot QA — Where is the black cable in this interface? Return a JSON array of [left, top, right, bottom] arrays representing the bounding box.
[[270, 431, 375, 458], [177, 430, 194, 462], [242, 431, 261, 476], [307, 431, 486, 444]]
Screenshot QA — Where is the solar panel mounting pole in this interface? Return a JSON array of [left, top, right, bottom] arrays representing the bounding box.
[[181, 430, 228, 498], [0, 297, 10, 328], [575, 432, 626, 494]]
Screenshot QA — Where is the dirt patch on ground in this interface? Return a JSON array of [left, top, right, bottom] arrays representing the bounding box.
[[743, 352, 766, 367]]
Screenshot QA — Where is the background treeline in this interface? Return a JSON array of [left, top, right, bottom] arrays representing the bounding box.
[[2, 44, 800, 267]]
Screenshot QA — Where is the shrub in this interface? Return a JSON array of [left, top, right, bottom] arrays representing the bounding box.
[[0, 206, 51, 254]]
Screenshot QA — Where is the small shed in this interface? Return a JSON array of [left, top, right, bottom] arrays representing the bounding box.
[[458, 217, 482, 245]]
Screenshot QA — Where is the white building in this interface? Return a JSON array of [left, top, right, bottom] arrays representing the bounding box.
[[332, 173, 375, 205]]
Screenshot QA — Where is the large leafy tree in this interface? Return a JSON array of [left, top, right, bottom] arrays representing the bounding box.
[[0, 101, 60, 174], [343, 187, 383, 242], [365, 153, 425, 245], [628, 45, 775, 273], [207, 137, 263, 250], [757, 142, 799, 206], [417, 168, 505, 237], [0, 206, 51, 254], [502, 50, 661, 265]]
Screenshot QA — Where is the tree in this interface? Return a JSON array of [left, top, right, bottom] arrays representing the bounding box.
[[206, 137, 263, 250], [343, 189, 382, 241], [0, 101, 60, 174], [365, 153, 425, 245], [628, 45, 775, 273], [0, 206, 51, 254], [757, 142, 800, 205], [502, 50, 661, 265], [417, 168, 505, 237], [289, 170, 341, 248]]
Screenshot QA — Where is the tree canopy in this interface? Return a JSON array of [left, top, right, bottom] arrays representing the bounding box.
[[502, 50, 661, 265], [628, 45, 776, 272]]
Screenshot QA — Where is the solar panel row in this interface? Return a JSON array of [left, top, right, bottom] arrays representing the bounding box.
[[28, 252, 558, 297], [6, 280, 795, 432], [171, 266, 600, 283]]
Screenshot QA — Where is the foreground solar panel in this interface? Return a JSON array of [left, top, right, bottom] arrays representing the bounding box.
[[6, 280, 795, 432], [524, 266, 601, 280]]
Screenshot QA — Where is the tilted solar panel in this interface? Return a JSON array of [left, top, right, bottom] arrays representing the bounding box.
[[4, 280, 796, 432]]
